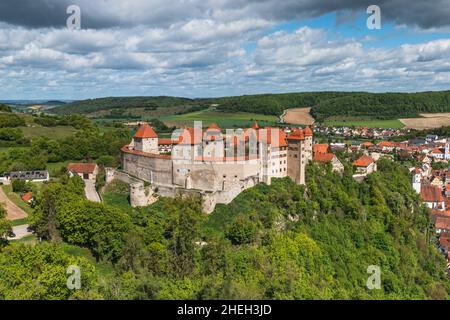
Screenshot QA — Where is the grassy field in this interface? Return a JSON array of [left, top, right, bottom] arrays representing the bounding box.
[[160, 109, 279, 128], [323, 119, 404, 129], [1, 185, 33, 215], [101, 180, 131, 211], [20, 125, 76, 139], [46, 160, 76, 177], [12, 234, 37, 244], [62, 243, 115, 277], [10, 217, 28, 227], [102, 192, 130, 211]]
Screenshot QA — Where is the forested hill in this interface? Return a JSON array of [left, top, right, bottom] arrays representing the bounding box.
[[212, 91, 450, 120], [50, 91, 450, 121], [2, 158, 447, 299], [51, 96, 201, 115]]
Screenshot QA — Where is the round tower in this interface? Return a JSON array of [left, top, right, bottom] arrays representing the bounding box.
[[130, 181, 148, 207]]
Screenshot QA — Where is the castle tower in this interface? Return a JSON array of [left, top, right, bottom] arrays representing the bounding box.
[[445, 141, 450, 160], [133, 123, 158, 153], [130, 181, 156, 207], [203, 123, 224, 159], [286, 128, 307, 185], [412, 167, 422, 194], [303, 126, 313, 162]]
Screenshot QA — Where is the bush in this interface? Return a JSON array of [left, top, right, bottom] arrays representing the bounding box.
[[96, 155, 117, 167], [0, 113, 25, 128], [225, 215, 257, 245], [0, 104, 12, 113], [11, 180, 31, 193]]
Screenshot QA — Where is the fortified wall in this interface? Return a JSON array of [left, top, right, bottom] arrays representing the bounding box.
[[118, 122, 312, 213]]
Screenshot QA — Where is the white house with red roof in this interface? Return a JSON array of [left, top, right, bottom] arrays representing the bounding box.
[[67, 163, 98, 180], [352, 155, 377, 175], [421, 184, 445, 211]]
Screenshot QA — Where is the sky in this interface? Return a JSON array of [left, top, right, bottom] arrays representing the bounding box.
[[1, 0, 450, 100]]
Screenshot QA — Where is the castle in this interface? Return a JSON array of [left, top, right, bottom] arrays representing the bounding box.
[[118, 122, 313, 213]]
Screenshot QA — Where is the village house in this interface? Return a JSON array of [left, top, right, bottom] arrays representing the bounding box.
[[67, 163, 99, 180], [21, 191, 33, 204], [435, 217, 450, 234], [352, 155, 377, 175], [420, 184, 445, 211], [314, 153, 344, 173]]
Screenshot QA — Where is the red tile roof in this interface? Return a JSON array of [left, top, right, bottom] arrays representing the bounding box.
[[314, 144, 329, 154], [286, 128, 304, 141], [439, 233, 450, 249], [208, 123, 221, 131], [134, 123, 158, 139], [178, 127, 203, 145], [303, 126, 313, 136], [378, 141, 393, 147], [435, 217, 450, 231], [361, 142, 374, 147], [158, 138, 180, 145], [352, 155, 374, 167], [431, 147, 443, 154], [421, 185, 444, 203], [314, 153, 335, 163], [259, 127, 287, 147], [67, 163, 97, 174], [21, 191, 33, 202]]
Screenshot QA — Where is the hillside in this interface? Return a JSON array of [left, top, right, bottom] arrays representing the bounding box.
[[51, 96, 205, 115], [49, 91, 450, 123], [8, 158, 447, 299]]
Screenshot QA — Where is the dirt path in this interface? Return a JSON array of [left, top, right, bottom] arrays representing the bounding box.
[[8, 224, 32, 240], [0, 186, 28, 220], [281, 107, 315, 125]]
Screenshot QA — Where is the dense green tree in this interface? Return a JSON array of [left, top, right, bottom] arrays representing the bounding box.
[[0, 204, 12, 244], [0, 243, 100, 299]]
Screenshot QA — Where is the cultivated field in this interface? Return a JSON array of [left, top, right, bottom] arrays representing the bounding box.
[[160, 109, 278, 128], [400, 113, 450, 129], [281, 107, 315, 125], [324, 119, 404, 129]]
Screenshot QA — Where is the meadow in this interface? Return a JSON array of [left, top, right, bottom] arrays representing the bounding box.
[[323, 119, 404, 129], [19, 125, 77, 139], [159, 109, 279, 128]]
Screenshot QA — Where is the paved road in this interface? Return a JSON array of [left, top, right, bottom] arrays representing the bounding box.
[[84, 180, 101, 202], [8, 224, 32, 240], [0, 186, 28, 220]]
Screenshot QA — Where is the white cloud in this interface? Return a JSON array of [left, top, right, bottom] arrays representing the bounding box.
[[0, 17, 449, 99]]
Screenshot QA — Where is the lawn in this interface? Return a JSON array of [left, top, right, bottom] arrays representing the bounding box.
[[101, 180, 131, 211], [160, 109, 279, 128], [62, 243, 115, 277], [46, 160, 76, 177], [1, 185, 33, 215], [19, 125, 76, 139], [10, 217, 28, 227], [102, 192, 131, 211], [323, 119, 404, 129], [12, 234, 37, 244]]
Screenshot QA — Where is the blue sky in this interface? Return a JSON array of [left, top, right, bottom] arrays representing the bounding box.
[[0, 0, 449, 99]]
